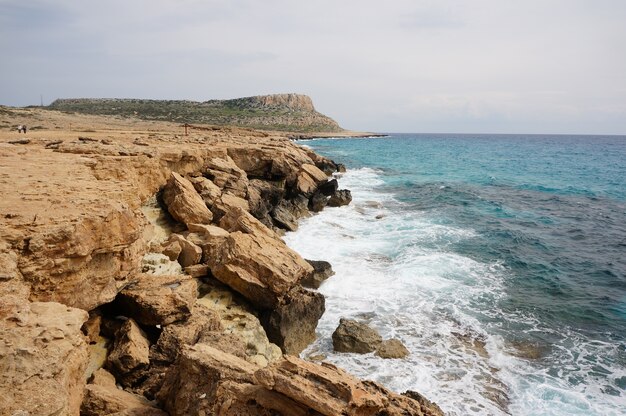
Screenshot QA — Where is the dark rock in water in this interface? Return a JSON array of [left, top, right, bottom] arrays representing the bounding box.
[[261, 286, 325, 355], [308, 191, 328, 212], [376, 338, 409, 359], [336, 163, 347, 173], [318, 179, 338, 196], [271, 195, 309, 231], [328, 189, 352, 207], [332, 318, 382, 353], [247, 178, 285, 226], [402, 390, 445, 416], [302, 259, 334, 289]]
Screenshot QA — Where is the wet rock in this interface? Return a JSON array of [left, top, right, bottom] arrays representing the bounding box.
[[402, 391, 445, 416], [318, 178, 338, 196], [81, 369, 168, 416], [247, 179, 285, 226], [116, 274, 197, 326], [0, 301, 89, 416], [301, 259, 334, 289], [376, 338, 410, 359], [271, 195, 309, 231], [261, 286, 325, 355], [210, 208, 312, 309], [328, 189, 352, 207], [308, 191, 328, 212], [106, 319, 150, 384], [332, 318, 382, 353], [162, 172, 213, 227]]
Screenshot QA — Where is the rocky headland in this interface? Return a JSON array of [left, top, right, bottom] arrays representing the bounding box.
[[0, 106, 444, 415]]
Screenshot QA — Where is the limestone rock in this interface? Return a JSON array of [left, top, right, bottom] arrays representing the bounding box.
[[189, 175, 222, 205], [271, 195, 309, 231], [161, 240, 182, 261], [308, 191, 328, 212], [210, 208, 312, 309], [328, 189, 352, 207], [318, 178, 338, 196], [301, 259, 335, 289], [295, 169, 318, 195], [376, 338, 410, 359], [81, 369, 167, 416], [204, 156, 249, 198], [162, 172, 213, 227], [261, 286, 325, 355], [169, 234, 202, 267], [106, 319, 150, 382], [116, 274, 197, 326], [0, 301, 89, 416], [332, 318, 382, 354], [247, 178, 285, 227]]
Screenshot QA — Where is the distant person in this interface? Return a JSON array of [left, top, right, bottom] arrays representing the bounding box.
[[23, 125, 27, 133], [17, 125, 23, 133]]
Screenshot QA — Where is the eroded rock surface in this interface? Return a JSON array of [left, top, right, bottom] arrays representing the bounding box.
[[332, 318, 383, 354]]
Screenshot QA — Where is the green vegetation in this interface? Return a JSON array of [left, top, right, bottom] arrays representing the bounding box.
[[46, 96, 343, 133]]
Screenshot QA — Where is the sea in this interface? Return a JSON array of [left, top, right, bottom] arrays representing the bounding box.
[[283, 134, 626, 416]]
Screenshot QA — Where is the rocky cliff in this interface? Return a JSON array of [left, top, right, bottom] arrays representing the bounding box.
[[47, 94, 343, 133], [0, 107, 443, 416]]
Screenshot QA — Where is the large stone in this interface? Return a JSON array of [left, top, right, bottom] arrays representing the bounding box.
[[328, 189, 352, 207], [204, 156, 249, 198], [318, 178, 338, 196], [261, 286, 325, 355], [308, 191, 328, 212], [301, 259, 335, 289], [209, 208, 312, 309], [332, 318, 382, 354], [169, 233, 202, 267], [162, 172, 213, 227], [376, 338, 410, 359], [301, 163, 328, 183], [81, 369, 168, 416], [189, 175, 222, 205], [116, 274, 197, 326], [0, 301, 89, 416], [247, 178, 285, 227], [270, 195, 309, 231], [106, 319, 150, 383]]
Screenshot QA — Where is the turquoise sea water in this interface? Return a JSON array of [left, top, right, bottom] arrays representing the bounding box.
[[284, 134, 626, 416]]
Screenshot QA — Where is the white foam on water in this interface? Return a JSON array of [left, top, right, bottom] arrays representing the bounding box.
[[283, 167, 625, 416]]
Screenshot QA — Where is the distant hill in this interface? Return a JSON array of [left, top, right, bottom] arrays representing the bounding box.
[[47, 94, 343, 133]]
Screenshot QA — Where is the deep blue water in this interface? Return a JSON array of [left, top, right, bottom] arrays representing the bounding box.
[[287, 134, 626, 415]]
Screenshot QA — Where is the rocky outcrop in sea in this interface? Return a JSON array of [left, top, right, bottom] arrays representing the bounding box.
[[0, 109, 444, 415]]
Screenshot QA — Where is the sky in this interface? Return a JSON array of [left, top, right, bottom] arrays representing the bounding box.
[[1, 0, 625, 134]]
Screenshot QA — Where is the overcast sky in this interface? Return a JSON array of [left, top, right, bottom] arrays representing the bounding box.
[[1, 0, 625, 134]]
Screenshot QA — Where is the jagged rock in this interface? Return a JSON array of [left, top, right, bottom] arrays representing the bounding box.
[[247, 178, 285, 227], [204, 156, 249, 198], [328, 189, 352, 207], [403, 391, 446, 416], [337, 163, 347, 173], [209, 208, 312, 309], [211, 192, 251, 220], [184, 263, 209, 277], [169, 234, 202, 267], [271, 195, 309, 231], [318, 178, 338, 196], [82, 312, 103, 344], [308, 191, 328, 212], [197, 282, 282, 367], [0, 301, 89, 416], [184, 225, 230, 263], [161, 240, 182, 261], [376, 338, 410, 359], [106, 318, 150, 383], [302, 259, 334, 289], [295, 169, 318, 195], [116, 274, 197, 326], [81, 369, 167, 416], [332, 318, 382, 353], [256, 355, 444, 416], [189, 175, 222, 205], [162, 172, 213, 227], [261, 286, 325, 355]]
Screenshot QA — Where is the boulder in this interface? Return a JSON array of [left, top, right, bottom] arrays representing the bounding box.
[[106, 318, 150, 383], [116, 274, 197, 326], [82, 312, 103, 344], [162, 172, 213, 227], [161, 240, 182, 262], [209, 208, 312, 309], [301, 259, 334, 289], [270, 195, 309, 231], [81, 369, 168, 416], [261, 286, 325, 355], [0, 301, 89, 416], [184, 225, 230, 263], [332, 318, 382, 354], [247, 178, 285, 227], [189, 175, 222, 205], [308, 191, 328, 212], [169, 234, 202, 267], [328, 189, 352, 207], [318, 178, 338, 196], [203, 156, 249, 198], [211, 192, 251, 221], [295, 170, 318, 195], [376, 338, 410, 359], [300, 163, 328, 183]]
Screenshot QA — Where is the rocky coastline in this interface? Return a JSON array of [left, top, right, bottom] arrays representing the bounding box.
[[0, 108, 443, 415]]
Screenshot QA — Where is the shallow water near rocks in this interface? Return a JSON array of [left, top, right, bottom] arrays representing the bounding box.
[[285, 134, 626, 416]]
